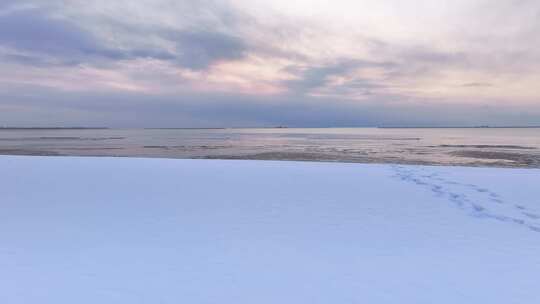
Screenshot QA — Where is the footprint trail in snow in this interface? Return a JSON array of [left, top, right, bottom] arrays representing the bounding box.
[[392, 165, 540, 233]]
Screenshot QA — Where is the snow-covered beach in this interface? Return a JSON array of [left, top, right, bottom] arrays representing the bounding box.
[[1, 156, 539, 303]]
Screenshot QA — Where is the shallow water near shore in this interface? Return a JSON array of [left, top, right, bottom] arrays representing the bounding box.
[[1, 127, 539, 167]]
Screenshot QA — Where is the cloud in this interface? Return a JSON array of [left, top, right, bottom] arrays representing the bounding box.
[[0, 5, 247, 70], [461, 82, 493, 87], [1, 86, 539, 128], [0, 8, 125, 65], [1, 0, 540, 127], [284, 60, 395, 93], [0, 0, 28, 11], [163, 29, 247, 69]]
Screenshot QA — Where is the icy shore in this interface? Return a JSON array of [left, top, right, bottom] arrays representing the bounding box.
[[1, 156, 539, 303]]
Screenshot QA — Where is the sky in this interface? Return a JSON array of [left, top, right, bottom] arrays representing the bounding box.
[[0, 0, 539, 127]]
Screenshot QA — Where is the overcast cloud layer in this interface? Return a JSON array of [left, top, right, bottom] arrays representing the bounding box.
[[1, 0, 539, 127]]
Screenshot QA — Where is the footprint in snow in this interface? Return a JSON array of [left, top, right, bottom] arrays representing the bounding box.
[[391, 165, 540, 233]]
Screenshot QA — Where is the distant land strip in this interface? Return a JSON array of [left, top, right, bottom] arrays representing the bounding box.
[[0, 127, 109, 130]]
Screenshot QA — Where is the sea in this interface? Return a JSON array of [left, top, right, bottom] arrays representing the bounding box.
[[1, 127, 539, 167]]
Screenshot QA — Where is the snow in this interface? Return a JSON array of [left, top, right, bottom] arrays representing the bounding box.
[[1, 155, 539, 303]]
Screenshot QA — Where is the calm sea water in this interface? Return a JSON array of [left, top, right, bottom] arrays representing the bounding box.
[[1, 128, 539, 167]]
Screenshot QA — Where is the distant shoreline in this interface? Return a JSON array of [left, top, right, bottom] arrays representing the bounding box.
[[0, 127, 109, 130], [144, 128, 227, 130], [377, 126, 540, 129], [2, 126, 540, 130]]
